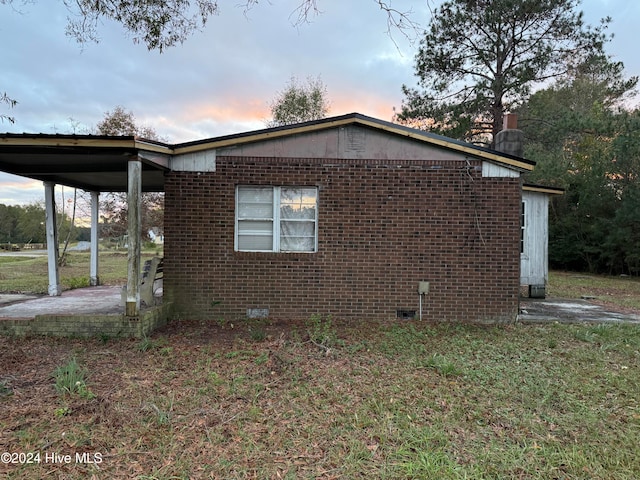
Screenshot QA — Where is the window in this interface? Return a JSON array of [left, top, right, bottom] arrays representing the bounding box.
[[236, 186, 318, 252]]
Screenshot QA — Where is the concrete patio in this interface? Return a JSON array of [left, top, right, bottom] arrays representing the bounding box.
[[0, 286, 170, 337], [519, 297, 640, 324], [0, 286, 122, 318]]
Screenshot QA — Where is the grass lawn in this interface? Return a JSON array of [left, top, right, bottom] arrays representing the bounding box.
[[0, 250, 160, 294], [548, 271, 640, 311], [1, 261, 639, 478], [1, 317, 639, 479]]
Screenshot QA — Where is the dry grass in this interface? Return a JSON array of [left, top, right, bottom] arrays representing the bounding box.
[[549, 271, 640, 311], [1, 317, 639, 479]]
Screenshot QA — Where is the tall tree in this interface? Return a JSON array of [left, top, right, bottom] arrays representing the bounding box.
[[0, 204, 18, 244], [267, 76, 330, 127], [96, 105, 160, 139], [0, 203, 50, 244], [521, 53, 637, 189], [397, 0, 610, 145]]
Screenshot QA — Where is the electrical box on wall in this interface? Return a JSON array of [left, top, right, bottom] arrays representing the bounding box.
[[418, 281, 430, 294]]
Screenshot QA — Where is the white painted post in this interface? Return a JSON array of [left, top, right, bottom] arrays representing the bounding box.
[[126, 159, 142, 316], [44, 182, 61, 296], [90, 191, 100, 286]]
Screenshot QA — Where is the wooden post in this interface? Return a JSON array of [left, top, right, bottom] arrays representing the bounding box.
[[44, 182, 61, 296], [90, 191, 100, 286], [126, 159, 142, 316]]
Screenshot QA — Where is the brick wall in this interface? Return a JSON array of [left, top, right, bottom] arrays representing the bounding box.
[[164, 156, 521, 323], [0, 304, 171, 338]]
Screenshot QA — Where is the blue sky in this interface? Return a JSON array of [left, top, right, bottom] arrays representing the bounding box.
[[1, 0, 638, 205]]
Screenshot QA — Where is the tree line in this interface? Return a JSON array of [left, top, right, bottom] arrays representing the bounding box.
[[0, 203, 84, 245], [0, 196, 163, 247]]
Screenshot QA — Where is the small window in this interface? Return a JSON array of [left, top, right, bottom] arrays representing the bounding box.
[[236, 186, 318, 253]]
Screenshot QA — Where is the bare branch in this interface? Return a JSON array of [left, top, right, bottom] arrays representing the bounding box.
[[1, 92, 17, 124], [375, 0, 421, 48]]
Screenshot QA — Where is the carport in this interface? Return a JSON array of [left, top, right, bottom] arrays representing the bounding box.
[[0, 133, 171, 317]]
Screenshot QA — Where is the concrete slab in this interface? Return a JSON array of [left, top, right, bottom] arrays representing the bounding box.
[[0, 286, 123, 319], [519, 297, 640, 324], [0, 293, 39, 305]]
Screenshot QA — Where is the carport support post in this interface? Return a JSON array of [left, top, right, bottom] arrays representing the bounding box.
[[90, 191, 100, 286], [44, 181, 61, 296], [126, 159, 142, 316]]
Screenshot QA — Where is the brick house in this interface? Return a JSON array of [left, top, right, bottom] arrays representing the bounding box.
[[0, 112, 546, 325], [163, 113, 535, 323]]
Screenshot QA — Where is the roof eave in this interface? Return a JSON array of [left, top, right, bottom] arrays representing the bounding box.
[[523, 183, 565, 195]]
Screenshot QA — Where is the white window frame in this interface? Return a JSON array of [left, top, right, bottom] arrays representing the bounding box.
[[235, 186, 318, 253]]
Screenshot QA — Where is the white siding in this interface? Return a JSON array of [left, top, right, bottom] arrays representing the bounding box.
[[482, 161, 519, 178], [171, 150, 216, 172], [520, 191, 549, 286]]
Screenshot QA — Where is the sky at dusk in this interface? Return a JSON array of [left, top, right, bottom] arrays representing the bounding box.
[[1, 0, 639, 205]]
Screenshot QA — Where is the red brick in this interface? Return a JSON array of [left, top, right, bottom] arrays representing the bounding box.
[[164, 156, 520, 323]]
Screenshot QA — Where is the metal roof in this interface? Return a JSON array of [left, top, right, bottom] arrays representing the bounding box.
[[0, 134, 171, 192], [0, 113, 536, 192]]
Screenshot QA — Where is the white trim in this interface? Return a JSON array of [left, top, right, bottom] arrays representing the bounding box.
[[235, 186, 318, 253]]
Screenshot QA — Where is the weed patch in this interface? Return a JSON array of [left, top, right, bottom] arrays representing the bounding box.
[[306, 314, 343, 350], [137, 335, 168, 352], [52, 357, 95, 399]]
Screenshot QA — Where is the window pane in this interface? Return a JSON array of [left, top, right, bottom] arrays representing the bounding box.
[[280, 236, 315, 252], [280, 220, 315, 252], [238, 203, 273, 219], [238, 234, 273, 251], [238, 187, 273, 203], [238, 186, 273, 219], [238, 218, 273, 251], [280, 188, 317, 220], [238, 220, 273, 234]]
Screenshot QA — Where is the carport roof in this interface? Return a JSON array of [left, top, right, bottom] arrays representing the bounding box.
[[0, 133, 171, 192]]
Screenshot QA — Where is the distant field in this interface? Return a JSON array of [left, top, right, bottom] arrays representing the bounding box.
[[0, 250, 160, 294]]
